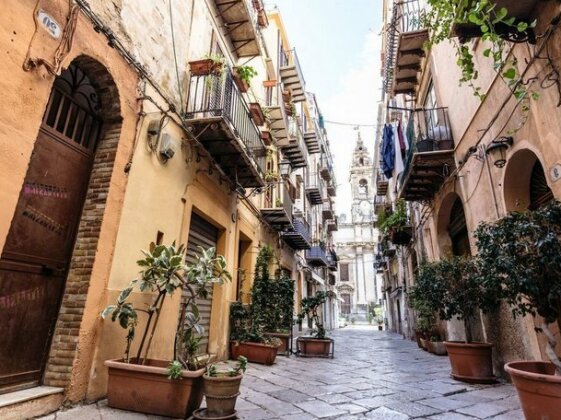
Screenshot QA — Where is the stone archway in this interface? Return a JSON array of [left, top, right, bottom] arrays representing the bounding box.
[[436, 192, 471, 257], [41, 55, 122, 388], [503, 149, 553, 212]]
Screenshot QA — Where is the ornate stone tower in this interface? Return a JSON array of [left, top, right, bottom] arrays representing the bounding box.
[[350, 132, 374, 223]]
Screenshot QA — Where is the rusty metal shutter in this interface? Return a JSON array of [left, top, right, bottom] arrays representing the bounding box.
[[184, 213, 219, 354]]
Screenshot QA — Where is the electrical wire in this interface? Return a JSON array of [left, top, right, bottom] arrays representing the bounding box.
[[169, 0, 184, 113]]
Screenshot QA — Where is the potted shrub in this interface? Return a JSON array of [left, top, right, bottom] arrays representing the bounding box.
[[408, 266, 440, 350], [229, 246, 285, 364], [189, 55, 225, 76], [232, 65, 257, 93], [380, 199, 412, 246], [193, 356, 247, 419], [101, 244, 231, 418], [376, 317, 384, 331], [475, 201, 561, 418], [296, 291, 334, 358], [427, 335, 448, 356]]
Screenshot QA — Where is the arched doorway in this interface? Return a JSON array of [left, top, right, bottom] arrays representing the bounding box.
[[437, 193, 471, 257], [503, 149, 553, 212], [0, 58, 120, 391]]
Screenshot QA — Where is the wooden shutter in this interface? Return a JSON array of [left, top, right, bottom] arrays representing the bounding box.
[[184, 213, 219, 354]]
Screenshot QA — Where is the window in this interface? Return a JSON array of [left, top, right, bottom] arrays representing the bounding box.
[[358, 179, 368, 195], [340, 263, 349, 282]]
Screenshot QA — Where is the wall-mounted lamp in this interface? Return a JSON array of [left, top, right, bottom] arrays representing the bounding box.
[[279, 159, 292, 178], [486, 136, 513, 168]]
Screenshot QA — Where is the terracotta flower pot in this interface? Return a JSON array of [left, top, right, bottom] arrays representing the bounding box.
[[265, 332, 290, 355], [105, 358, 204, 418], [203, 374, 242, 417], [377, 325, 383, 331], [444, 341, 496, 384], [189, 59, 223, 76], [419, 337, 428, 351], [232, 69, 250, 93], [505, 361, 561, 420], [230, 341, 278, 365], [296, 337, 333, 358]]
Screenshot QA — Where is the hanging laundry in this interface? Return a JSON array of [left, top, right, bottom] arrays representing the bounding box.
[[382, 124, 395, 179], [397, 120, 406, 159], [393, 122, 404, 178]]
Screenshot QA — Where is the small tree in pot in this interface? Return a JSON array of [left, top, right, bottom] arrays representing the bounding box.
[[297, 291, 334, 357], [475, 201, 561, 418], [101, 243, 231, 418]]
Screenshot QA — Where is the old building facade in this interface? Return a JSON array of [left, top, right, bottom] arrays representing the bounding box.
[[0, 1, 337, 417], [377, 0, 561, 376]]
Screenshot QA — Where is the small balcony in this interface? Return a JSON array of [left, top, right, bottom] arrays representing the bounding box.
[[280, 49, 306, 102], [385, 0, 429, 96], [399, 107, 456, 201], [261, 183, 293, 230], [327, 179, 336, 197], [185, 70, 266, 187], [303, 130, 320, 154], [281, 217, 311, 250], [327, 217, 338, 232], [376, 170, 389, 196], [263, 85, 289, 144], [322, 200, 334, 220], [327, 250, 338, 272], [319, 156, 333, 181], [306, 244, 328, 267], [214, 0, 260, 57], [278, 118, 307, 168], [305, 172, 323, 205]]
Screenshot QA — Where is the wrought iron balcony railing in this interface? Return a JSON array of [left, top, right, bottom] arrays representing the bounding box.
[[281, 216, 311, 250], [185, 69, 266, 187], [261, 183, 293, 230], [384, 0, 429, 96], [305, 172, 324, 205], [306, 244, 328, 267], [399, 107, 456, 201]]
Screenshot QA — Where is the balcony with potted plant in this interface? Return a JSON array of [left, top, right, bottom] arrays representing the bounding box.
[[379, 199, 413, 246], [296, 291, 334, 358], [101, 244, 231, 418], [398, 108, 456, 202], [185, 65, 267, 188], [261, 175, 294, 231]]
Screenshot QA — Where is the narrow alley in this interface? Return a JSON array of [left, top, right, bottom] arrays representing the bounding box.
[[42, 327, 522, 420]]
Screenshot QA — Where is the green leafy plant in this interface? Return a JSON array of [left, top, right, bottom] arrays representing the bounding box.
[[167, 360, 183, 380], [298, 291, 330, 339], [380, 199, 409, 234], [475, 200, 561, 373], [422, 0, 537, 102], [235, 65, 258, 85], [101, 243, 231, 370]]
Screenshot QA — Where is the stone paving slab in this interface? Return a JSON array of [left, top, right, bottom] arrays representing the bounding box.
[[40, 327, 522, 419]]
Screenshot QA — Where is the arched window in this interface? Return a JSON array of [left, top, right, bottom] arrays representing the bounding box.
[[359, 157, 364, 165], [358, 179, 368, 194]]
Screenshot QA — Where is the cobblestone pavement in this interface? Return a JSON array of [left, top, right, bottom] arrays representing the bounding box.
[[40, 326, 522, 419]]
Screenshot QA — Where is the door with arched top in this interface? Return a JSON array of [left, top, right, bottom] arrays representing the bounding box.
[[0, 64, 102, 391]]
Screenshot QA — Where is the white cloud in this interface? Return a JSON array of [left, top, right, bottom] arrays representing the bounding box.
[[322, 30, 382, 217]]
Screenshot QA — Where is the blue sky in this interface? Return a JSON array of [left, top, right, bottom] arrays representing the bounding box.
[[266, 0, 384, 215]]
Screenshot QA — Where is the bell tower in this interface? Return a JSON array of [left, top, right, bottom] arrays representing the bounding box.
[[350, 131, 374, 223]]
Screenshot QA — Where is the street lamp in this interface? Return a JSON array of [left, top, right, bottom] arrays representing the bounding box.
[[279, 159, 292, 178], [486, 136, 513, 168]]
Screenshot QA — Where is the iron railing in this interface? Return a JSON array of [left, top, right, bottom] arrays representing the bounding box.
[[306, 245, 328, 265], [384, 0, 428, 93], [185, 69, 266, 173], [306, 172, 322, 189], [292, 217, 310, 241]]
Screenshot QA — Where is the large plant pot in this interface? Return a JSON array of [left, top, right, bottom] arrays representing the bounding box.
[[232, 68, 249, 93], [389, 226, 412, 246], [265, 332, 290, 355], [230, 341, 277, 365], [189, 59, 223, 76], [419, 337, 428, 351], [427, 341, 448, 356], [505, 361, 561, 420], [414, 330, 424, 348], [203, 375, 242, 418], [105, 358, 204, 418], [444, 342, 496, 384], [296, 337, 333, 358]]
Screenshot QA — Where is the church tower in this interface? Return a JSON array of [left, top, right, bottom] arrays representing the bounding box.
[[350, 132, 374, 223]]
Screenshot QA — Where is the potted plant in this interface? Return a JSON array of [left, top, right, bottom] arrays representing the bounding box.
[[101, 244, 231, 418], [189, 54, 225, 76], [408, 267, 440, 350], [193, 356, 247, 419], [475, 201, 561, 418], [380, 199, 412, 246], [232, 65, 257, 93], [296, 291, 334, 357], [376, 316, 384, 331], [427, 335, 448, 356], [264, 171, 279, 183], [229, 246, 285, 364], [249, 102, 266, 126]]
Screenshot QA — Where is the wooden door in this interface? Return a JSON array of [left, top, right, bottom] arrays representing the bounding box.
[[0, 64, 101, 391]]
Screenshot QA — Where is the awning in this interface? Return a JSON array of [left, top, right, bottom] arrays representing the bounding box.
[[311, 271, 325, 286]]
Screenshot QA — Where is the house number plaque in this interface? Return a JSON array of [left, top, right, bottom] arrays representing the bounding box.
[[37, 10, 61, 39]]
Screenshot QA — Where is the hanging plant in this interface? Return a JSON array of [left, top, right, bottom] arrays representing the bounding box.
[[422, 0, 538, 101]]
